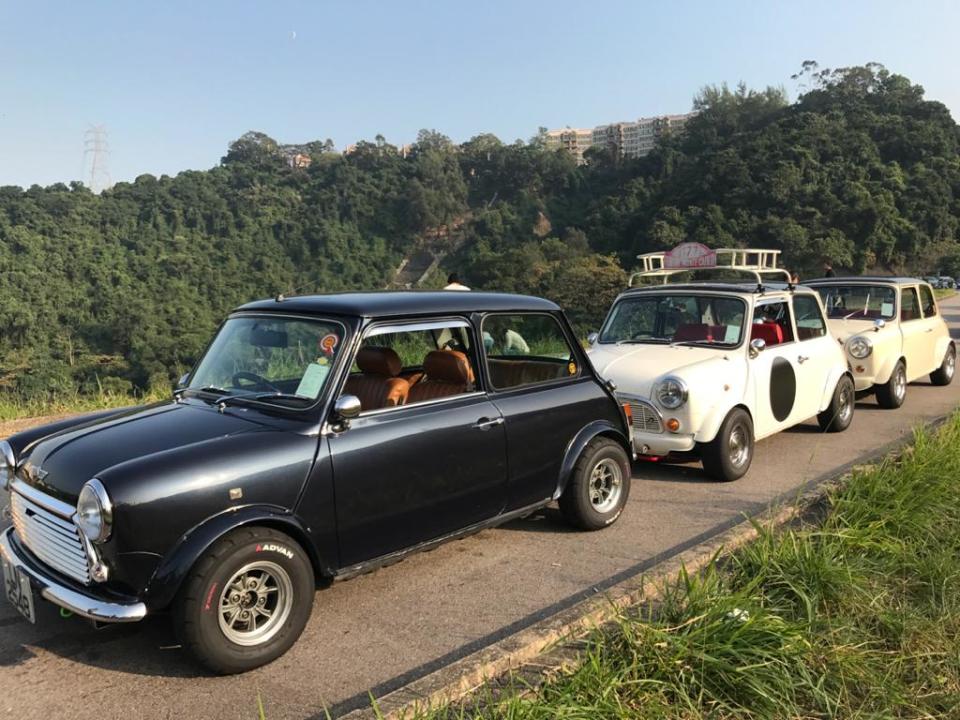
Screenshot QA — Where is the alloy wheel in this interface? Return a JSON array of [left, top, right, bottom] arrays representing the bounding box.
[[218, 561, 294, 647]]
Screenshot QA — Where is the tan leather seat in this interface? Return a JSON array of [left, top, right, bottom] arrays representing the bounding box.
[[407, 350, 474, 403], [344, 347, 409, 410]]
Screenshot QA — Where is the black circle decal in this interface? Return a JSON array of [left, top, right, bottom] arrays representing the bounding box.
[[770, 357, 796, 421]]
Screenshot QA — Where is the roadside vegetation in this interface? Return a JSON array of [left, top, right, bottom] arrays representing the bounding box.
[[418, 415, 960, 719]]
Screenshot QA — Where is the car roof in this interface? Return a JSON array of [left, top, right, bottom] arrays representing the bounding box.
[[621, 281, 815, 297], [235, 290, 560, 318], [805, 276, 926, 286]]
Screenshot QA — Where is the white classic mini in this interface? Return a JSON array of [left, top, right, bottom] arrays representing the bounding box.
[[805, 277, 955, 408], [588, 245, 855, 481]]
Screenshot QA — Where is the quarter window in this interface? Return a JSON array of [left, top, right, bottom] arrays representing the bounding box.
[[792, 295, 827, 340], [901, 288, 921, 322], [919, 285, 937, 317], [482, 314, 578, 389]]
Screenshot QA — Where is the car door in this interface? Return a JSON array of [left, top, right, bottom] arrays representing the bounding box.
[[747, 298, 807, 438], [328, 318, 508, 567], [480, 312, 604, 511], [918, 284, 943, 373], [899, 286, 928, 381], [790, 293, 836, 421]]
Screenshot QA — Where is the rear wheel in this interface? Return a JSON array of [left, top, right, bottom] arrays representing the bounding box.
[[559, 437, 631, 530], [876, 360, 906, 409], [173, 527, 315, 674], [930, 344, 956, 386], [818, 375, 855, 432], [699, 408, 753, 482]]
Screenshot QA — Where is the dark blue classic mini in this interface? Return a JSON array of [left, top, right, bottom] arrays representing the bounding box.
[[1, 292, 633, 673]]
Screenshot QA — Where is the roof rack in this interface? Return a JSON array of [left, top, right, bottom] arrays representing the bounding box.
[[628, 245, 793, 288]]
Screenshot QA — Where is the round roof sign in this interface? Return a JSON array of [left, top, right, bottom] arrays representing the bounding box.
[[663, 242, 718, 269]]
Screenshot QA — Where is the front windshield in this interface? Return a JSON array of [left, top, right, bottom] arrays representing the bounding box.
[[188, 315, 346, 407], [815, 285, 897, 320], [599, 294, 747, 346]]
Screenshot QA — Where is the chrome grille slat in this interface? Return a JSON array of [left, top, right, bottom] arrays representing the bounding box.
[[10, 492, 91, 584], [623, 398, 663, 434]]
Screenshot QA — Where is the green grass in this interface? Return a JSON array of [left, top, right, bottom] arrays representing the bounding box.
[[0, 387, 167, 423], [934, 287, 955, 300], [419, 416, 960, 719]]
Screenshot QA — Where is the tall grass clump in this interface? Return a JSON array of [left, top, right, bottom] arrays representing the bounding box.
[[421, 415, 960, 719]]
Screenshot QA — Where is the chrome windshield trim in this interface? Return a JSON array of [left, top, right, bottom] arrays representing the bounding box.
[[10, 478, 76, 519]]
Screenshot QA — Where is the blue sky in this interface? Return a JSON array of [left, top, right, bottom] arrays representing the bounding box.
[[2, 0, 958, 188]]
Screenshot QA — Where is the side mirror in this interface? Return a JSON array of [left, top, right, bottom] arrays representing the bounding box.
[[586, 332, 599, 346], [332, 394, 362, 428], [177, 373, 190, 389], [873, 319, 886, 332], [749, 338, 766, 358]]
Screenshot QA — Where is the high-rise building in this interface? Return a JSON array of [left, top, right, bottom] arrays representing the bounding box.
[[544, 112, 696, 163]]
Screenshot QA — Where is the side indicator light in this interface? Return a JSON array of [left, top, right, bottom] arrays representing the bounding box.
[[855, 365, 865, 373], [666, 418, 681, 432], [622, 402, 633, 426]]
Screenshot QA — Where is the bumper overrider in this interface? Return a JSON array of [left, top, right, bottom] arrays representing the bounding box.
[[1, 527, 146, 623]]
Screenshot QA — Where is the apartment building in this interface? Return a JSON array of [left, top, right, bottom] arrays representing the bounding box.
[[545, 112, 695, 163]]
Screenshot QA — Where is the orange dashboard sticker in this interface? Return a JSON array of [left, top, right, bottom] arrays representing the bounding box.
[[320, 334, 339, 355]]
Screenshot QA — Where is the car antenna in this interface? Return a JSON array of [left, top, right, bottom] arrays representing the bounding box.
[[275, 281, 318, 303]]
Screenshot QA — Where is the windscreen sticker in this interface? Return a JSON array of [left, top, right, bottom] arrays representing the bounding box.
[[295, 362, 330, 398], [319, 333, 339, 355], [881, 302, 893, 316], [724, 325, 741, 343]]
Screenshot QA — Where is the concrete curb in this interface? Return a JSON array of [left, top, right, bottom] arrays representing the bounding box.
[[341, 416, 949, 720]]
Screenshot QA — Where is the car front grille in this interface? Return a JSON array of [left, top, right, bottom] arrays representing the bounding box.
[[10, 491, 91, 585], [624, 398, 663, 434]]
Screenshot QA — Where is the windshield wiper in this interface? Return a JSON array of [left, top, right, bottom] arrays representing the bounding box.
[[618, 338, 669, 345], [214, 391, 308, 411]]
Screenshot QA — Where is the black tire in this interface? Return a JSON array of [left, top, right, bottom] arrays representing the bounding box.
[[876, 360, 906, 409], [817, 375, 856, 432], [173, 527, 315, 674], [559, 437, 631, 531], [699, 407, 754, 482], [930, 344, 956, 386]]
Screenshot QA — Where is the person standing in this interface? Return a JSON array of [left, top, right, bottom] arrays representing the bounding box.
[[823, 261, 836, 278], [444, 272, 470, 291]]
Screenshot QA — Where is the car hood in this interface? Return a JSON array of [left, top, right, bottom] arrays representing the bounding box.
[[588, 343, 734, 398], [16, 402, 264, 506], [825, 318, 889, 344]]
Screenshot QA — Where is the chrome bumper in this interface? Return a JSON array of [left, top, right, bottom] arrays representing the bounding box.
[[633, 431, 697, 456], [0, 527, 146, 623]]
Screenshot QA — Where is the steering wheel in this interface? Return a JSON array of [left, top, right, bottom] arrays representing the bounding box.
[[232, 371, 280, 393]]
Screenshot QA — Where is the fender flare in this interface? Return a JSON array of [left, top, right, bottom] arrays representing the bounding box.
[[934, 336, 955, 366], [818, 364, 855, 413], [872, 353, 904, 388], [142, 505, 330, 611], [695, 398, 748, 444], [553, 420, 630, 500]]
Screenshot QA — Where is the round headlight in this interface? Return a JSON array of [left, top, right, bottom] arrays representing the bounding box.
[[656, 377, 688, 410], [76, 479, 112, 543], [847, 336, 873, 359], [1, 440, 15, 491]]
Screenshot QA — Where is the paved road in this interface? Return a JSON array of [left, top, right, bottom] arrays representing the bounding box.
[[3, 296, 960, 720]]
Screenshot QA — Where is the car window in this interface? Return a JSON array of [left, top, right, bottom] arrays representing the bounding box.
[[344, 321, 479, 413], [482, 314, 579, 390], [919, 285, 937, 317], [793, 295, 827, 340], [751, 300, 794, 345], [901, 288, 921, 322], [598, 294, 747, 346], [816, 285, 897, 320]]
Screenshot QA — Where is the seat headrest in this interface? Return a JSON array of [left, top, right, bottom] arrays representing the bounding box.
[[423, 350, 473, 385], [356, 346, 402, 377]]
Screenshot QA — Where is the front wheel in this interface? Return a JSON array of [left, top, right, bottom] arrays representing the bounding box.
[[818, 375, 856, 432], [559, 437, 631, 530], [876, 360, 906, 409], [930, 344, 956, 386], [699, 407, 754, 482], [173, 527, 315, 674]]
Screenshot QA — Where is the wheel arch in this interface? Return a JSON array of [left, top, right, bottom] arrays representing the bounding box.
[[695, 401, 752, 444], [143, 506, 331, 612], [554, 420, 630, 500]]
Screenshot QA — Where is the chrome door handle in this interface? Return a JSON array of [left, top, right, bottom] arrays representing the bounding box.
[[797, 355, 809, 364], [474, 417, 505, 430]]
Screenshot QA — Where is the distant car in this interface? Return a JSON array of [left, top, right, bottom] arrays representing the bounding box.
[[2, 291, 633, 673], [938, 276, 956, 289], [924, 276, 941, 287], [806, 277, 954, 407], [589, 247, 854, 482]]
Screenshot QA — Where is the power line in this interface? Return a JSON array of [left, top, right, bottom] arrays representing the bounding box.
[[83, 125, 112, 193]]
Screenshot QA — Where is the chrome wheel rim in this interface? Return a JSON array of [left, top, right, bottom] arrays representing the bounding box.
[[838, 382, 853, 423], [946, 349, 956, 379], [589, 458, 623, 514], [218, 561, 293, 647], [894, 366, 906, 400], [728, 425, 750, 468]]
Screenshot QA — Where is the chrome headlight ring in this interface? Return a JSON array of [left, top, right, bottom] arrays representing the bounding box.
[[1, 440, 15, 492], [655, 376, 689, 410], [75, 478, 113, 544], [847, 335, 873, 360]]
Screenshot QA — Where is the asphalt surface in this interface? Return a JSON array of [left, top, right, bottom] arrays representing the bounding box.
[[3, 295, 960, 720]]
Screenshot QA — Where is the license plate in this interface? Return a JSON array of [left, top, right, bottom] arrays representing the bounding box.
[[2, 555, 36, 624]]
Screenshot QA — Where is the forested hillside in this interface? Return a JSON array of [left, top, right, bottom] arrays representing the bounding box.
[[1, 63, 958, 403]]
